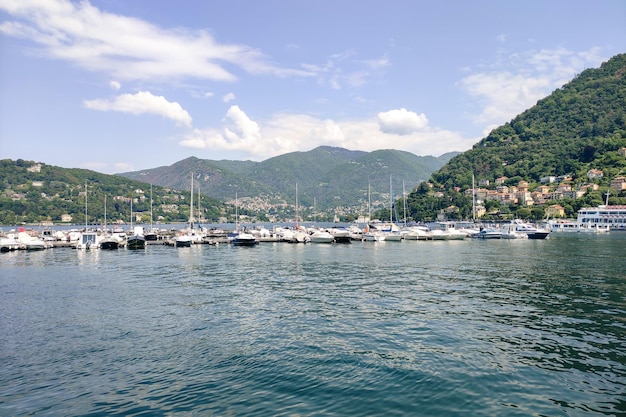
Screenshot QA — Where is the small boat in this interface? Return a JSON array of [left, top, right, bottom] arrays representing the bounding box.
[[100, 235, 121, 250], [500, 223, 527, 239], [511, 220, 550, 239], [232, 232, 258, 246], [175, 234, 193, 247], [76, 231, 100, 249], [310, 229, 335, 243], [474, 228, 502, 239], [127, 226, 146, 249], [0, 234, 21, 252], [327, 227, 351, 243]]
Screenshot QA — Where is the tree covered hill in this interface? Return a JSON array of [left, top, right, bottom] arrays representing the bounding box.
[[407, 53, 626, 221], [0, 159, 227, 226], [119, 146, 457, 211]]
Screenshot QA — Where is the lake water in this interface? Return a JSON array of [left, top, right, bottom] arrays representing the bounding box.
[[1, 234, 625, 416]]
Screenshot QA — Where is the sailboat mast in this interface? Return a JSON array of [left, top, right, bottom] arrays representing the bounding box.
[[189, 173, 194, 228], [295, 183, 299, 227], [472, 173, 476, 222], [389, 175, 393, 223], [104, 195, 107, 232], [403, 179, 407, 227], [84, 180, 88, 230], [150, 184, 153, 230]]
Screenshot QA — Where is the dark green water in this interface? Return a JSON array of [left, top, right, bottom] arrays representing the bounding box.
[[1, 234, 625, 416]]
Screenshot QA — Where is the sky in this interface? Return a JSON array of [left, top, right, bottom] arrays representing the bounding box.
[[1, 0, 625, 174]]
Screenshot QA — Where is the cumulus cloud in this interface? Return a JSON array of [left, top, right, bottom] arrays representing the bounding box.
[[179, 105, 473, 160], [0, 0, 312, 82], [109, 80, 121, 90], [378, 108, 429, 135], [84, 91, 192, 127], [222, 92, 236, 103], [459, 47, 605, 128]]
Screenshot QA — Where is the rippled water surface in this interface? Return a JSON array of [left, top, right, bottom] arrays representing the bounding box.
[[1, 234, 625, 416]]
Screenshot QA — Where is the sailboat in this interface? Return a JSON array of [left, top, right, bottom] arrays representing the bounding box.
[[76, 181, 100, 249], [126, 194, 146, 249], [231, 191, 258, 246], [176, 174, 195, 247], [100, 195, 121, 249], [145, 184, 158, 241]]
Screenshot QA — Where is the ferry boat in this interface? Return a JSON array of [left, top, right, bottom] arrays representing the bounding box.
[[577, 205, 626, 231]]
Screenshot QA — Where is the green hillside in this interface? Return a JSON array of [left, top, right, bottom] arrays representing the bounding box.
[[119, 146, 455, 212], [407, 53, 626, 221], [0, 159, 226, 226]]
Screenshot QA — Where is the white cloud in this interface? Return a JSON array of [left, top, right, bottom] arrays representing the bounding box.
[[179, 105, 473, 160], [222, 92, 236, 103], [0, 0, 312, 82], [84, 91, 192, 127], [459, 47, 606, 128], [378, 108, 429, 135], [109, 80, 121, 90]]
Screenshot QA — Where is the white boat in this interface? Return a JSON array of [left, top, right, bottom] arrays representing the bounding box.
[[0, 234, 21, 252], [403, 225, 430, 240], [326, 227, 351, 243], [76, 231, 100, 249], [427, 222, 466, 240], [510, 219, 550, 239], [500, 223, 528, 239], [473, 229, 502, 239], [17, 232, 51, 250], [175, 233, 193, 247], [232, 231, 258, 246], [310, 229, 335, 243], [576, 205, 626, 231], [548, 220, 610, 233]]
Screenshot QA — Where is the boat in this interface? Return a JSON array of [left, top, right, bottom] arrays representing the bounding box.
[[403, 226, 430, 240], [326, 227, 351, 243], [17, 232, 50, 250], [100, 235, 121, 250], [230, 192, 258, 246], [576, 204, 626, 231], [548, 220, 610, 233], [127, 226, 146, 249], [427, 222, 467, 240], [310, 229, 335, 243], [0, 233, 21, 252], [500, 223, 528, 239], [231, 231, 258, 246], [473, 228, 502, 239], [175, 233, 192, 247], [511, 219, 550, 239], [76, 231, 100, 249]]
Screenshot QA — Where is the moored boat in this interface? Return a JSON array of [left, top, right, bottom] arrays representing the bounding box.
[[231, 231, 258, 246], [127, 226, 146, 249]]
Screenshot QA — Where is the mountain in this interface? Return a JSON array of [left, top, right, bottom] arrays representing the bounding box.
[[407, 53, 626, 221], [118, 146, 457, 212]]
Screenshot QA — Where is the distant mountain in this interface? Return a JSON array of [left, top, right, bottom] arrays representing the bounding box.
[[407, 53, 626, 221], [118, 146, 458, 211]]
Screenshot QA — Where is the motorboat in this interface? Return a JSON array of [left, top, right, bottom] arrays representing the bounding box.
[[511, 220, 550, 239], [76, 231, 100, 249], [326, 227, 351, 243], [232, 232, 258, 246], [175, 233, 192, 247], [127, 226, 146, 249], [501, 223, 528, 239], [310, 229, 335, 243], [473, 229, 502, 239]]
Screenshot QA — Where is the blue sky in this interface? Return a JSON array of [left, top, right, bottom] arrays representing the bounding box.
[[1, 0, 625, 174]]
